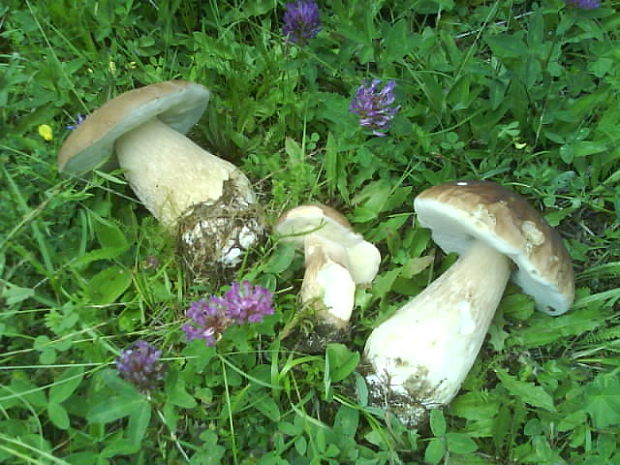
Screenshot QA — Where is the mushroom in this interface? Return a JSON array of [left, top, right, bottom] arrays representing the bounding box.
[[363, 180, 574, 426], [58, 80, 263, 279], [275, 204, 381, 352]]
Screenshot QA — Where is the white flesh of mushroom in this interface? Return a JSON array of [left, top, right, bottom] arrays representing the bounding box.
[[363, 239, 511, 422], [301, 236, 356, 327], [115, 118, 255, 228]]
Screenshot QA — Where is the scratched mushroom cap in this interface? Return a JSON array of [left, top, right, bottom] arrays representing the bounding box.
[[413, 180, 575, 316]]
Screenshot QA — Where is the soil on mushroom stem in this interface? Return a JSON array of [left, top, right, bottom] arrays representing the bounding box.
[[357, 358, 446, 428], [175, 179, 265, 286], [291, 317, 351, 354], [278, 297, 352, 354]]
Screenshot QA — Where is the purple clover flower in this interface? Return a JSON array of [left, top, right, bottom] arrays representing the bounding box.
[[282, 0, 321, 45], [349, 79, 400, 137], [223, 281, 274, 324], [116, 340, 166, 392], [182, 281, 274, 346], [565, 0, 600, 8], [182, 297, 232, 346], [66, 114, 86, 131]]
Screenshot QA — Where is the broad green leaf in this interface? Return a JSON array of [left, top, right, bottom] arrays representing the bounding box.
[[559, 144, 574, 164], [87, 395, 146, 424], [294, 436, 307, 456], [338, 23, 371, 45], [284, 137, 304, 166], [166, 372, 196, 409], [527, 9, 544, 48], [485, 33, 528, 58], [325, 343, 360, 383], [419, 73, 445, 114], [86, 265, 132, 304], [323, 443, 340, 458], [496, 371, 555, 412], [412, 0, 455, 14], [446, 432, 478, 454], [162, 401, 179, 432], [383, 19, 411, 62], [2, 282, 34, 306], [278, 421, 302, 436], [4, 378, 47, 409], [182, 340, 217, 373], [47, 402, 70, 430], [39, 348, 57, 364], [255, 396, 280, 422], [584, 374, 620, 428], [333, 405, 359, 438], [352, 179, 394, 217], [49, 366, 84, 404], [508, 309, 601, 348], [424, 437, 446, 465], [364, 429, 387, 447], [451, 392, 499, 421], [589, 57, 614, 78], [499, 293, 535, 321], [492, 405, 513, 450], [193, 430, 226, 465], [72, 246, 130, 268], [354, 372, 369, 407], [33, 335, 50, 350], [429, 409, 446, 436], [400, 255, 434, 279], [370, 268, 402, 305], [572, 141, 607, 158], [101, 438, 139, 458], [263, 242, 297, 274], [94, 217, 129, 250], [127, 401, 152, 446], [100, 368, 141, 397], [64, 452, 100, 464]]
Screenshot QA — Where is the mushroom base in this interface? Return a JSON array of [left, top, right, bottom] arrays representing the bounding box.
[[290, 318, 351, 354], [176, 180, 265, 283], [359, 359, 443, 427], [279, 297, 351, 354]]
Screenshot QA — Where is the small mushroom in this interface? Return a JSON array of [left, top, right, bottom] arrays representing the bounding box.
[[275, 204, 381, 352], [58, 80, 263, 280], [363, 181, 574, 426]]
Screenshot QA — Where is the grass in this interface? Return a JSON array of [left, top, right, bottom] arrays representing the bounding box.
[[1, 0, 619, 464]]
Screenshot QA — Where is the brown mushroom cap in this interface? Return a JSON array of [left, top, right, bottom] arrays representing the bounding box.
[[413, 180, 575, 315], [275, 204, 381, 284], [58, 80, 211, 175]]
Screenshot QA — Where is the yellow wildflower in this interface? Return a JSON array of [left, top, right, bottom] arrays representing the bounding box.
[[38, 124, 53, 141]]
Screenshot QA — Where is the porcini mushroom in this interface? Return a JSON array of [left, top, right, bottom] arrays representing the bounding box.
[[363, 180, 574, 426], [275, 204, 381, 352], [58, 80, 263, 279]]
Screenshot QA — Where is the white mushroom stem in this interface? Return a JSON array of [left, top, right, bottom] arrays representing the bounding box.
[[364, 240, 511, 413], [300, 236, 356, 328], [115, 118, 254, 228]]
